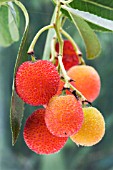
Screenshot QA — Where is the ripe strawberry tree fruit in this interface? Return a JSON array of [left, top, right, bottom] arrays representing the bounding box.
[[15, 60, 60, 106], [23, 109, 68, 154], [45, 95, 84, 137]]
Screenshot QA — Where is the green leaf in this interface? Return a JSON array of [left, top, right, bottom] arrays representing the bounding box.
[[83, 0, 113, 9], [61, 8, 112, 32], [62, 6, 113, 31], [8, 2, 19, 41], [69, 0, 113, 21], [86, 22, 113, 32], [61, 0, 113, 32], [0, 3, 20, 47], [10, 1, 29, 145], [10, 91, 25, 145], [69, 12, 101, 59], [0, 6, 13, 47], [65, 7, 113, 31]]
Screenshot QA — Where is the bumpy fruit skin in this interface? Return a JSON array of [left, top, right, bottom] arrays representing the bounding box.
[[23, 109, 68, 155], [70, 107, 105, 146], [67, 65, 101, 102], [54, 40, 79, 70], [15, 60, 60, 106], [45, 95, 84, 137]]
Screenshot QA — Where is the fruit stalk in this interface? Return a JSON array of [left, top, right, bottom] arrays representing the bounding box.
[[27, 24, 54, 54], [50, 35, 57, 63], [60, 29, 81, 56], [60, 29, 86, 65], [54, 1, 63, 56]]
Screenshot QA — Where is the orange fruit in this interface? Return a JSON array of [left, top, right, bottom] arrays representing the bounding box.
[[67, 65, 101, 102], [45, 95, 84, 137]]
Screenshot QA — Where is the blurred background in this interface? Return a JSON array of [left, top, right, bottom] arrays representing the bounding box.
[[0, 0, 113, 170]]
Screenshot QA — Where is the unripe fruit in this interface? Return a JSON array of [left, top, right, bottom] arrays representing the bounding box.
[[15, 60, 60, 106], [23, 109, 68, 155], [45, 95, 84, 137], [70, 107, 105, 146], [67, 65, 101, 102], [54, 40, 79, 70]]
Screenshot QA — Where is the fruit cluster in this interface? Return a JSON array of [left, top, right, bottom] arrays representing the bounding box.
[[15, 40, 105, 155]]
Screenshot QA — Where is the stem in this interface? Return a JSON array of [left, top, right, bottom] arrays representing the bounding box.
[[61, 16, 66, 27], [58, 54, 87, 101], [28, 24, 54, 54], [53, 1, 64, 74], [31, 55, 36, 62], [79, 57, 86, 65], [50, 35, 57, 63], [58, 55, 70, 83], [55, 29, 63, 56], [14, 0, 29, 30], [54, 1, 61, 25], [69, 84, 86, 101], [60, 29, 86, 65], [54, 1, 63, 56], [60, 28, 82, 55]]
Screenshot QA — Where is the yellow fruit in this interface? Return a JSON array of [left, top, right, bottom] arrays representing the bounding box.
[[70, 107, 105, 146]]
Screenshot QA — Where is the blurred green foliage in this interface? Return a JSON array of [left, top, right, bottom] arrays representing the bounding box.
[[0, 0, 113, 170]]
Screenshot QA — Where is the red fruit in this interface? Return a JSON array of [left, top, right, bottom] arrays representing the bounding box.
[[15, 60, 60, 106], [67, 65, 101, 102], [45, 95, 84, 137], [23, 109, 68, 155], [54, 40, 79, 70]]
